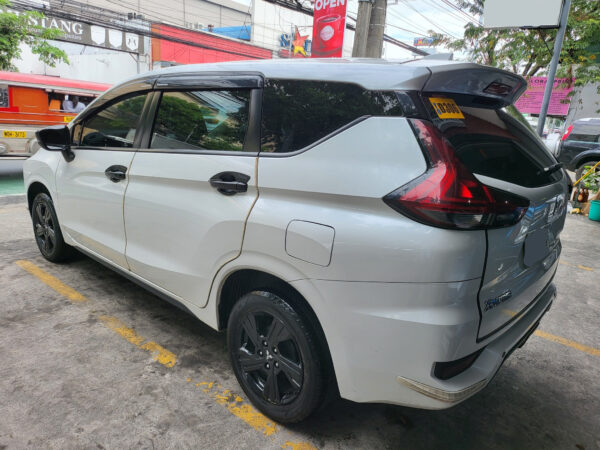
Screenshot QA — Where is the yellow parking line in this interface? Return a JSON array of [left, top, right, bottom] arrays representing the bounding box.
[[533, 330, 600, 358], [99, 315, 177, 368], [16, 260, 88, 303], [559, 260, 595, 272], [15, 259, 316, 447]]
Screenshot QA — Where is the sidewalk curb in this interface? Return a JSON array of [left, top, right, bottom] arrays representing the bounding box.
[[0, 194, 27, 206]]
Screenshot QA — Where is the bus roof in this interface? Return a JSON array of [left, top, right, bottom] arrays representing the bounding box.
[[0, 72, 111, 94]]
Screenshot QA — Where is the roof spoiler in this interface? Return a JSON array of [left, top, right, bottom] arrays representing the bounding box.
[[422, 64, 528, 109]]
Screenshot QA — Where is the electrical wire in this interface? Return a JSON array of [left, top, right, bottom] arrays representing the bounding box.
[[393, 0, 461, 38]]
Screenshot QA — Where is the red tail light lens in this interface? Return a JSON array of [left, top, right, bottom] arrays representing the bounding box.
[[383, 119, 529, 230], [561, 125, 573, 141]]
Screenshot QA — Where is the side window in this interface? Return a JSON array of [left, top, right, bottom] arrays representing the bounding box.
[[71, 123, 82, 145], [0, 85, 9, 108], [260, 79, 404, 153], [150, 90, 251, 152], [80, 93, 147, 148]]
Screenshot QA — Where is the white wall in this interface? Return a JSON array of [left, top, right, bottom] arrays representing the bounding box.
[[14, 41, 150, 85]]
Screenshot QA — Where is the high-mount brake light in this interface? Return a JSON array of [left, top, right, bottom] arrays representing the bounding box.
[[383, 119, 530, 230], [561, 125, 573, 141]]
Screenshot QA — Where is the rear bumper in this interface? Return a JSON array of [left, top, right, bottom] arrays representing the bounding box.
[[292, 277, 556, 409]]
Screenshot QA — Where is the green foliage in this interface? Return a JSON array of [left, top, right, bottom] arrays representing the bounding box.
[[0, 0, 68, 71], [582, 165, 600, 191], [430, 0, 600, 86]]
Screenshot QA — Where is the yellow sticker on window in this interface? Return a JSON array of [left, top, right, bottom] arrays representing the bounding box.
[[428, 97, 465, 119], [64, 116, 74, 122], [2, 130, 26, 138]]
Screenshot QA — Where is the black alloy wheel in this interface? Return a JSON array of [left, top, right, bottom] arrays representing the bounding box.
[[31, 193, 72, 262], [228, 291, 326, 423]]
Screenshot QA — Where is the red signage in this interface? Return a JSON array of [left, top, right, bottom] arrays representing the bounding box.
[[311, 0, 347, 58]]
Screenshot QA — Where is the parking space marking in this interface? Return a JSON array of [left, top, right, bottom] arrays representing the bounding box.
[[534, 330, 600, 358], [99, 315, 177, 368], [559, 260, 595, 272], [14, 259, 317, 448], [16, 259, 88, 303], [505, 308, 600, 358]]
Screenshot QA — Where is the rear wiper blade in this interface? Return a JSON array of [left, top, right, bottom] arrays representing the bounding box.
[[538, 163, 563, 176]]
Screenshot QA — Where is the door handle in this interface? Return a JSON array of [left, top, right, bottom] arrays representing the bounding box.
[[105, 165, 128, 183], [209, 171, 250, 196]]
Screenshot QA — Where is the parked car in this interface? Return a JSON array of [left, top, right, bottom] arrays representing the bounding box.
[[24, 59, 568, 423], [557, 117, 600, 180], [0, 72, 110, 159]]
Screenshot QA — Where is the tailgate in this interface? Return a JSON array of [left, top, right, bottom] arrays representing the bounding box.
[[477, 175, 566, 339], [426, 98, 569, 341]]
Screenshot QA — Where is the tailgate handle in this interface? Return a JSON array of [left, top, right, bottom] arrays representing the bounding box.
[[209, 171, 250, 196]]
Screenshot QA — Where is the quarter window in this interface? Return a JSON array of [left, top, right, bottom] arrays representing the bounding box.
[[80, 93, 148, 148], [150, 90, 251, 152], [260, 79, 404, 153]]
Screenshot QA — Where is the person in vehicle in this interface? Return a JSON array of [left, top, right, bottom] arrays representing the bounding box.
[[63, 95, 86, 113]]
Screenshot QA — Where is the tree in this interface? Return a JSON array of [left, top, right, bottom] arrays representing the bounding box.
[[0, 0, 68, 71], [430, 0, 600, 88]]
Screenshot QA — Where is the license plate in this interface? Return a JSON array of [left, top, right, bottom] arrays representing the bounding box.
[[428, 97, 465, 119], [64, 116, 74, 122], [2, 130, 27, 139]]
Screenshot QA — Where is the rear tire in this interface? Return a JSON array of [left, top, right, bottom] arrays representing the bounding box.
[[31, 193, 74, 262], [575, 161, 599, 182], [227, 291, 326, 423]]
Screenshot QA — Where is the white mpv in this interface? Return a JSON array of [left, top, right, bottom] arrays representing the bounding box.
[[24, 59, 568, 423]]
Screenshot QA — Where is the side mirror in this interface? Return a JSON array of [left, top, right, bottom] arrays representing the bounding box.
[[35, 125, 74, 162]]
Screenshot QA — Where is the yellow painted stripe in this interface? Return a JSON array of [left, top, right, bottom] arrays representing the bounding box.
[[282, 441, 318, 450], [99, 315, 177, 368], [533, 330, 600, 358], [559, 260, 595, 272], [16, 260, 88, 302]]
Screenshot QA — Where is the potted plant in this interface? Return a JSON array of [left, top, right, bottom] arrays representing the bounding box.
[[582, 165, 600, 221]]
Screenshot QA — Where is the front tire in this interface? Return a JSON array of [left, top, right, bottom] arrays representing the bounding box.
[[227, 291, 326, 423], [31, 193, 73, 262]]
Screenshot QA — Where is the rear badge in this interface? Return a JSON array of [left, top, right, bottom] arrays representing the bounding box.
[[484, 290, 512, 312], [428, 97, 465, 119]]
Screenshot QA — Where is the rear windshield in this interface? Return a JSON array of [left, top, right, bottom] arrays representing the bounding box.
[[428, 101, 561, 188], [567, 120, 600, 143]]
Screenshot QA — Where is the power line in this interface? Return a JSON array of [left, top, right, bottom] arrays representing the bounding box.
[[393, 0, 461, 38]]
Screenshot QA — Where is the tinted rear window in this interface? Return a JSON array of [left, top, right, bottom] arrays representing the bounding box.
[[567, 120, 600, 143], [429, 102, 561, 188], [261, 79, 404, 153]]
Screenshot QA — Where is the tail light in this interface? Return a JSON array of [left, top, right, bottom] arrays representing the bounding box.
[[383, 119, 529, 230], [561, 125, 573, 141]]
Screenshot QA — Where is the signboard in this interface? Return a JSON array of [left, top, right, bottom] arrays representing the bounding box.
[[413, 37, 434, 47], [27, 15, 145, 54], [279, 29, 312, 58], [311, 0, 347, 58], [484, 0, 564, 29], [515, 77, 574, 116]]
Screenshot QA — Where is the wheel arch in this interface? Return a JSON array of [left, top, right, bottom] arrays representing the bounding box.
[[572, 150, 600, 171], [217, 268, 337, 388], [27, 181, 51, 214]]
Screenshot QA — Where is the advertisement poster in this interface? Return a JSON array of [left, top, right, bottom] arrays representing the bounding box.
[[515, 77, 574, 117], [311, 0, 347, 58]]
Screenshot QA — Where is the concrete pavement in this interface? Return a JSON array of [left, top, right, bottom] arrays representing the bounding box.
[[0, 201, 599, 449]]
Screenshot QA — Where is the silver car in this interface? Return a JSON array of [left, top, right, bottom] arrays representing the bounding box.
[[25, 59, 568, 423]]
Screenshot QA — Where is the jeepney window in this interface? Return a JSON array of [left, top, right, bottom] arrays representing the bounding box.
[[0, 85, 9, 108]]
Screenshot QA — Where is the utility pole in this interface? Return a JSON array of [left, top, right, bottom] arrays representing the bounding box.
[[365, 0, 386, 58], [536, 0, 572, 137], [352, 0, 373, 57]]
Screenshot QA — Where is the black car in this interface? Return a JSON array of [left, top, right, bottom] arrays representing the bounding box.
[[557, 118, 600, 179]]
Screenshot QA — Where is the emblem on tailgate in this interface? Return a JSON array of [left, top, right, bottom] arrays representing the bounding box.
[[484, 290, 512, 312]]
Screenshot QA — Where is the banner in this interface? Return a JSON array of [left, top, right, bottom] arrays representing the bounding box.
[[515, 77, 574, 117], [311, 0, 347, 58]]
